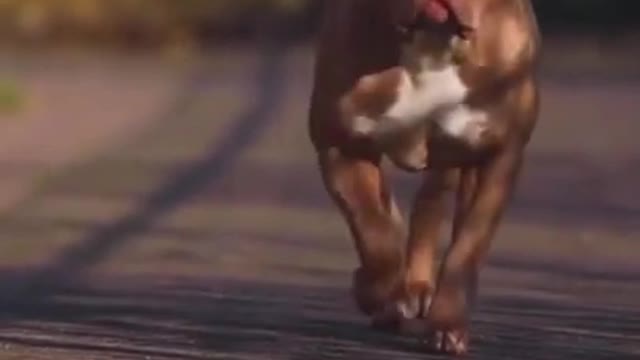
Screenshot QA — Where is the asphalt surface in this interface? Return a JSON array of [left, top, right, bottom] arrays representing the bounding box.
[[0, 38, 637, 359]]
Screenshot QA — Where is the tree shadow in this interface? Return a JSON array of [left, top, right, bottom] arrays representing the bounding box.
[[0, 36, 305, 360], [0, 15, 294, 334]]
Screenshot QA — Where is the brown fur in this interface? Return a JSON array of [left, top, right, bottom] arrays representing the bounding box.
[[341, 68, 404, 120], [308, 0, 540, 355]]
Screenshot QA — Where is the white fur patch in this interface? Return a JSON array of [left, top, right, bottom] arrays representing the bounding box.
[[436, 105, 489, 144], [374, 64, 469, 136], [351, 115, 377, 136]]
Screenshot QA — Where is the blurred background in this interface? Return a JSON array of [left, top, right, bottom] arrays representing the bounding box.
[[0, 1, 638, 359]]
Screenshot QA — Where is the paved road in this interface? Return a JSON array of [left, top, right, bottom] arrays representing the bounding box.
[[0, 39, 637, 359]]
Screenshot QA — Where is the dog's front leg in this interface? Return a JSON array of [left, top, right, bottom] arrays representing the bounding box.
[[426, 145, 523, 355], [318, 147, 405, 316]]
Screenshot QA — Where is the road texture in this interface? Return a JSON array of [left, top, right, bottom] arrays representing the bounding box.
[[0, 36, 637, 359]]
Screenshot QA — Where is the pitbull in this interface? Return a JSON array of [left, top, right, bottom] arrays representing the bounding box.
[[308, 0, 541, 354]]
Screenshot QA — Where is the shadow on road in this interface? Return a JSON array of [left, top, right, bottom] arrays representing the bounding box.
[[0, 22, 292, 317]]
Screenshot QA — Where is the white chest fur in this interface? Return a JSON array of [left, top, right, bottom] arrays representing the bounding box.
[[370, 63, 488, 144], [435, 104, 489, 145], [386, 65, 468, 123], [350, 56, 489, 147]]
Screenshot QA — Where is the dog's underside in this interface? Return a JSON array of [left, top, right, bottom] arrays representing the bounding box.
[[308, 0, 541, 355]]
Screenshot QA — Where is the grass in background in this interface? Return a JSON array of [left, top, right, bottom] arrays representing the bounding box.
[[0, 0, 313, 48], [0, 79, 25, 115]]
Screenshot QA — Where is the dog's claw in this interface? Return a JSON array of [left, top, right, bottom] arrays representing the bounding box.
[[426, 328, 469, 355], [370, 283, 434, 336]]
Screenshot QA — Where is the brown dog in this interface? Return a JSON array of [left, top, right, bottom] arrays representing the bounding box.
[[308, 0, 540, 355]]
